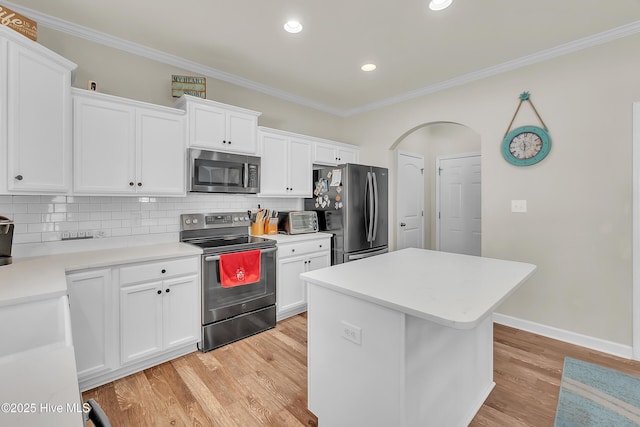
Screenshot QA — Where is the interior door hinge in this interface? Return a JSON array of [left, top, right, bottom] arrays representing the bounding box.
[[421, 168, 424, 175], [438, 167, 442, 175]]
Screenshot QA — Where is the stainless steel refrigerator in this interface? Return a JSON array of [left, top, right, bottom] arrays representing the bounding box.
[[304, 163, 388, 264]]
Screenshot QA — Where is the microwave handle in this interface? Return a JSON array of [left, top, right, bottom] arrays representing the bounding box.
[[243, 163, 249, 188]]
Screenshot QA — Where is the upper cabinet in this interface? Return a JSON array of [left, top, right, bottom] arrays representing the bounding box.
[[259, 127, 312, 197], [0, 26, 77, 194], [313, 138, 359, 166], [73, 89, 186, 196], [174, 95, 261, 155]]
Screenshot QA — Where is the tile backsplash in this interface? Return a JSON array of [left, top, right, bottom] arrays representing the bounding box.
[[0, 194, 302, 257]]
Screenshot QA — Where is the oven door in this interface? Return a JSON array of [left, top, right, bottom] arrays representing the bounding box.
[[202, 247, 276, 324]]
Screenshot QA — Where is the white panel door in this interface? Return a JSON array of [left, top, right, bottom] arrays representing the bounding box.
[[7, 43, 72, 192], [259, 131, 289, 195], [189, 103, 226, 150], [73, 96, 136, 193], [397, 151, 424, 250], [278, 255, 307, 315], [288, 137, 312, 197], [120, 281, 163, 364], [136, 108, 186, 195], [227, 111, 257, 154], [162, 275, 199, 350], [438, 154, 481, 256]]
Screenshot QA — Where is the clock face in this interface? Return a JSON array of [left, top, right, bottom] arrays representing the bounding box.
[[502, 125, 551, 166]]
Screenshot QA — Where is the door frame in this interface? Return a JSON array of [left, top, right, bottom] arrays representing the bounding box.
[[632, 102, 640, 359], [396, 150, 425, 250], [435, 152, 480, 251]]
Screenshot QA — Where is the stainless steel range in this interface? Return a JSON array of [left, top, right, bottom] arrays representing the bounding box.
[[180, 212, 277, 352]]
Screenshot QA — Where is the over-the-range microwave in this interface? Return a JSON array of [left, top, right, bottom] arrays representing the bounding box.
[[189, 148, 260, 194]]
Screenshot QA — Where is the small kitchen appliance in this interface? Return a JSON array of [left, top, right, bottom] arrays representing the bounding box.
[[278, 211, 319, 235], [180, 212, 276, 351], [0, 216, 14, 266]]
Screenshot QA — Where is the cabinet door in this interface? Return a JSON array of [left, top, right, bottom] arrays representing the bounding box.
[[120, 281, 163, 364], [188, 103, 226, 150], [226, 111, 257, 154], [137, 108, 186, 195], [277, 255, 308, 317], [307, 251, 331, 273], [337, 147, 358, 164], [162, 275, 199, 350], [314, 142, 338, 166], [6, 43, 72, 192], [288, 137, 312, 197], [73, 95, 136, 194], [67, 269, 114, 380], [259, 131, 289, 196]]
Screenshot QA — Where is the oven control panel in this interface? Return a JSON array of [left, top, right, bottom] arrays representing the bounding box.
[[180, 212, 250, 230]]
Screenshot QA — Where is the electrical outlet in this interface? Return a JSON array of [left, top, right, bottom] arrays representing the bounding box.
[[86, 230, 93, 238], [511, 200, 527, 213], [61, 231, 70, 240], [340, 321, 362, 345], [70, 231, 78, 239], [78, 231, 85, 238]]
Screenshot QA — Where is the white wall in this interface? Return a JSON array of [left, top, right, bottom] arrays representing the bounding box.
[[345, 34, 640, 347]]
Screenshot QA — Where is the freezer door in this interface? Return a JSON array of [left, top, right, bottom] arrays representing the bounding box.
[[371, 166, 389, 249], [343, 164, 370, 252]]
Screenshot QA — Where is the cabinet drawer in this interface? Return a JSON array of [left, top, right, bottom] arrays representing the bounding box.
[[278, 238, 331, 258], [120, 256, 199, 285]]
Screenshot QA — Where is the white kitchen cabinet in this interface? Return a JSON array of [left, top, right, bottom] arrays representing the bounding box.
[[259, 127, 312, 197], [73, 89, 186, 196], [120, 258, 199, 365], [313, 139, 360, 166], [0, 26, 76, 194], [175, 94, 261, 154], [67, 269, 116, 382], [276, 236, 331, 320]]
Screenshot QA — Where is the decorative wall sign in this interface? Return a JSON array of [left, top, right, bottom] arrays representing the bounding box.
[[0, 4, 37, 41], [171, 75, 206, 98], [501, 92, 552, 166]]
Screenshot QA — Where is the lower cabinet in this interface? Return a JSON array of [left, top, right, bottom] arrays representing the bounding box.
[[66, 255, 200, 391], [120, 274, 199, 365], [277, 237, 331, 321]]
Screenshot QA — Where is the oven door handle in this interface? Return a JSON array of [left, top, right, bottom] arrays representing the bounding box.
[[204, 246, 277, 262]]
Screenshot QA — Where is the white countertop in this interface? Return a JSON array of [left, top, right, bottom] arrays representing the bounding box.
[[300, 248, 536, 329], [254, 232, 332, 244], [0, 242, 203, 307]]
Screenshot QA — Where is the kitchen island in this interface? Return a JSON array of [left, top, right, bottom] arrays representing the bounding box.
[[300, 248, 536, 427]]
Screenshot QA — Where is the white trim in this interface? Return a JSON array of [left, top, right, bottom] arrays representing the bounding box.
[[633, 102, 640, 360], [3, 1, 640, 118], [493, 313, 633, 360]]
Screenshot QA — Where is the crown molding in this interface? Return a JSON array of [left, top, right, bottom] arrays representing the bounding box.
[[4, 1, 640, 118]]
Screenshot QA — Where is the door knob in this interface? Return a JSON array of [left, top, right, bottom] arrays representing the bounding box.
[[400, 222, 406, 227]]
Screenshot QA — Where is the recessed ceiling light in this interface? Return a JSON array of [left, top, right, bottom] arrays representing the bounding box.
[[284, 20, 303, 33], [361, 63, 377, 72], [429, 0, 452, 11]]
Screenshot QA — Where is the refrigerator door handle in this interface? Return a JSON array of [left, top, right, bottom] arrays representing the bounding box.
[[366, 171, 374, 242], [372, 172, 379, 241]]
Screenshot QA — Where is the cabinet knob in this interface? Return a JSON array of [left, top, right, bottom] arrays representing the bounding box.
[[14, 175, 23, 181], [161, 269, 166, 274], [319, 244, 323, 248], [228, 140, 231, 144], [165, 288, 170, 293], [137, 182, 142, 187], [157, 290, 162, 295], [223, 140, 227, 144], [291, 249, 295, 253], [129, 182, 134, 186]]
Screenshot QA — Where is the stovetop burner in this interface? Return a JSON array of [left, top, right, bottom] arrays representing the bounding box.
[[179, 212, 276, 254]]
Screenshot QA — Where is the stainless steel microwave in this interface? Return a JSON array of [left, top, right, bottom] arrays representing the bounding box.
[[189, 148, 260, 194]]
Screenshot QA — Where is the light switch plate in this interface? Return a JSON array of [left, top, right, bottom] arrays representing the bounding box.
[[511, 200, 527, 213]]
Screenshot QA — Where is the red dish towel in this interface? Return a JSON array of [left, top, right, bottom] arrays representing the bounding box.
[[219, 250, 261, 288]]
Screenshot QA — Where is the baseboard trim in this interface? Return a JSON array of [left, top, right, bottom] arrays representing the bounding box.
[[492, 313, 634, 360]]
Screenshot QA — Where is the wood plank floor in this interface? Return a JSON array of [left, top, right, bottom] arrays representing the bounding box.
[[83, 314, 640, 426]]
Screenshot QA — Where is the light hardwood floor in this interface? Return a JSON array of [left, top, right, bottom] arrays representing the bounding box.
[[83, 314, 640, 426]]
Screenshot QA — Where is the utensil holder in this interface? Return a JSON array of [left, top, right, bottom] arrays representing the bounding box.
[[251, 221, 264, 236], [265, 218, 278, 235]]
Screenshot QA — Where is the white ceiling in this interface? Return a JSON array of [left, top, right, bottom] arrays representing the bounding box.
[[7, 0, 640, 116]]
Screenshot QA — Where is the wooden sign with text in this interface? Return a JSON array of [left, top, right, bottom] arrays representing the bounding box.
[[171, 75, 206, 99], [0, 4, 37, 41]]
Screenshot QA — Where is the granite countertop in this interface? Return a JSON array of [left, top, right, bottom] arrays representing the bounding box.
[[0, 242, 203, 308], [300, 248, 536, 329]]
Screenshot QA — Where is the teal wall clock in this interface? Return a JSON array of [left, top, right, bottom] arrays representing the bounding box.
[[502, 92, 551, 166], [501, 125, 551, 166]]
